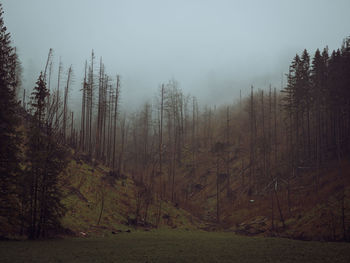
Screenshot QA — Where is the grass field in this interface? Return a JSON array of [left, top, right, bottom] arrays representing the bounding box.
[[1, 231, 350, 263]]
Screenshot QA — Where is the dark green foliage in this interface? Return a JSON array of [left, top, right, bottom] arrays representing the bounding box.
[[0, 3, 21, 234], [23, 73, 68, 239], [0, 4, 69, 238], [283, 37, 350, 167]]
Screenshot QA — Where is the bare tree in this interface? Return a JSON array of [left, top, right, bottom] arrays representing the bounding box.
[[62, 65, 72, 142], [112, 75, 120, 171]]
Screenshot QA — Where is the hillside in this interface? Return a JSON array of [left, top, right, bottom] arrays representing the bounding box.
[[169, 147, 350, 241], [23, 147, 347, 241], [60, 153, 203, 237]]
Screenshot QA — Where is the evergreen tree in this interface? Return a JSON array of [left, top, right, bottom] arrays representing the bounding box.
[[25, 73, 68, 239], [0, 3, 21, 235], [282, 54, 300, 170], [299, 49, 312, 159]]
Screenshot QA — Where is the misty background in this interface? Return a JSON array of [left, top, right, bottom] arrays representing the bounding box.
[[3, 0, 350, 111]]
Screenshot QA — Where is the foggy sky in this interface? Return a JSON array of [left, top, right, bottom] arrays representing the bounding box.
[[3, 0, 350, 110]]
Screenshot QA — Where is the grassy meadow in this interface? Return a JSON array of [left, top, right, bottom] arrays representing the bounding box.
[[1, 230, 350, 263]]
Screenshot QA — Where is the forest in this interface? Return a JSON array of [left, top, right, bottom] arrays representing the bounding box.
[[1, 2, 350, 262]]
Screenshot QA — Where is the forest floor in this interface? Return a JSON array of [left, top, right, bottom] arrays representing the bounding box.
[[1, 230, 350, 263], [59, 154, 350, 241]]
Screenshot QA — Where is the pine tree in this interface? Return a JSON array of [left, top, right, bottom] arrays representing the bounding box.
[[300, 49, 312, 159], [25, 73, 68, 239], [311, 49, 327, 191], [0, 3, 22, 235]]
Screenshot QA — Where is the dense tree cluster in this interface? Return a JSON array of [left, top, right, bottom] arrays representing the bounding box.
[[0, 3, 21, 235], [0, 5, 68, 239], [22, 73, 68, 239], [283, 41, 350, 173]]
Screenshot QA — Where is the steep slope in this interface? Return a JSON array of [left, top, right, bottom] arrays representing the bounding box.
[[60, 153, 203, 237], [173, 148, 350, 241]]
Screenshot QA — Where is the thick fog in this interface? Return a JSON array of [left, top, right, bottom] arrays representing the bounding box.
[[3, 0, 350, 110]]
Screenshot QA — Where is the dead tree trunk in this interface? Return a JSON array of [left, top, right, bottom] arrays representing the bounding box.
[[55, 58, 62, 127], [63, 65, 72, 142], [80, 61, 87, 151], [249, 86, 255, 193], [112, 75, 120, 171], [159, 85, 164, 198], [71, 111, 74, 146]]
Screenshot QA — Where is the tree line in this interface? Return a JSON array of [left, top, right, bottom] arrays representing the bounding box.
[[0, 5, 68, 239]]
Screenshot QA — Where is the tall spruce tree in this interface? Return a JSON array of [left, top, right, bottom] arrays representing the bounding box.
[[0, 3, 21, 235], [25, 73, 68, 239], [300, 49, 312, 159]]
